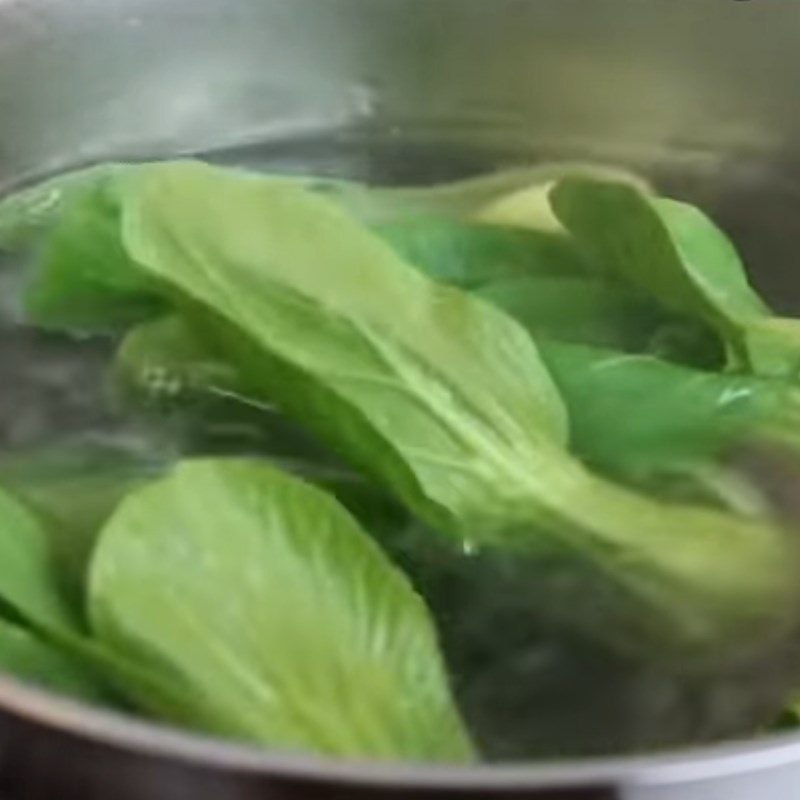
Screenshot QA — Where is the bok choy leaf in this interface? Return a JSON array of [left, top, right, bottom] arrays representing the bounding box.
[[89, 459, 473, 761]]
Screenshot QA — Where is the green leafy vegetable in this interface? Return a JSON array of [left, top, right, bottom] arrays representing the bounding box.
[[550, 178, 800, 377], [0, 164, 126, 252], [0, 162, 319, 254], [321, 164, 593, 224], [0, 617, 106, 702], [122, 161, 570, 531], [115, 315, 242, 407], [2, 158, 800, 755], [90, 458, 473, 761], [0, 444, 368, 732], [0, 486, 130, 705], [372, 215, 717, 360], [474, 164, 651, 232], [114, 315, 777, 515], [1, 164, 339, 334], [109, 161, 800, 661], [477, 277, 667, 351], [538, 340, 800, 476], [0, 438, 169, 606], [23, 174, 163, 333], [114, 315, 409, 534], [374, 217, 590, 289], [113, 315, 379, 486], [0, 486, 78, 631], [333, 162, 651, 226]]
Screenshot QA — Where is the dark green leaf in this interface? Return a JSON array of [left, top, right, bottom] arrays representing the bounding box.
[[550, 178, 800, 378], [0, 448, 379, 734], [3, 164, 314, 334], [0, 486, 131, 706], [371, 211, 717, 363], [374, 217, 590, 289], [0, 617, 107, 702], [773, 704, 800, 731], [538, 340, 800, 475], [0, 162, 317, 254], [477, 277, 667, 351], [474, 164, 652, 231], [0, 485, 77, 631], [23, 175, 164, 333], [0, 438, 170, 607], [89, 459, 473, 761]]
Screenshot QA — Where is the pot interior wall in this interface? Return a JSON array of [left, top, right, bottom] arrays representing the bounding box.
[[1, 0, 798, 295]]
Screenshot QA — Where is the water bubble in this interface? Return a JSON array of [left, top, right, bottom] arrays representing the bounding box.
[[461, 540, 479, 557]]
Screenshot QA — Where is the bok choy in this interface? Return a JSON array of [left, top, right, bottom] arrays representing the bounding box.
[[0, 157, 798, 760]]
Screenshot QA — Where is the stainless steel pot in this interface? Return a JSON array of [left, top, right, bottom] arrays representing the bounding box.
[[1, 0, 800, 797]]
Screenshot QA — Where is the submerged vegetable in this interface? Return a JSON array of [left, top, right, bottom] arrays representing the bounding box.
[[124, 162, 571, 522], [0, 164, 126, 252], [0, 438, 170, 605], [0, 486, 113, 701], [0, 618, 106, 701], [474, 164, 651, 232], [326, 162, 650, 225], [370, 212, 676, 354], [90, 459, 473, 761], [551, 178, 800, 378], [374, 216, 591, 289], [537, 340, 800, 476], [114, 315, 787, 515], [0, 486, 78, 631], [477, 277, 667, 351], [108, 161, 798, 661], [371, 215, 719, 361], [23, 175, 163, 333], [1, 157, 800, 759], [0, 466, 205, 716]]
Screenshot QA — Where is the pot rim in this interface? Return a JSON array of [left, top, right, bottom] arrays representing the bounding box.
[[1, 675, 798, 790]]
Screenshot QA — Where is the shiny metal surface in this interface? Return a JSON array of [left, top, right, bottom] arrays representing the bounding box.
[[1, 0, 800, 797], [0, 0, 798, 182]]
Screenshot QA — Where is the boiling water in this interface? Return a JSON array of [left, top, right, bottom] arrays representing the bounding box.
[[3, 135, 800, 760]]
